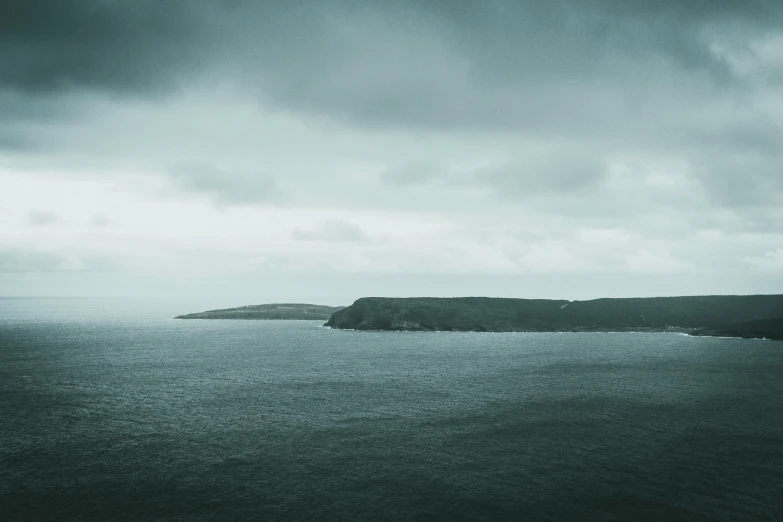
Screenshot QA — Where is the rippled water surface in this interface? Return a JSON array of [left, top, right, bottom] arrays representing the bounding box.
[[1, 298, 781, 521]]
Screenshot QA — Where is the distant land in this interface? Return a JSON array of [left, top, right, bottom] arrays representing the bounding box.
[[691, 317, 783, 341], [324, 296, 783, 340], [175, 303, 344, 320]]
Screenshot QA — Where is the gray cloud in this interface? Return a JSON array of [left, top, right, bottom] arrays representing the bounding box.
[[293, 220, 373, 243], [477, 153, 606, 197], [381, 163, 443, 187], [0, 131, 29, 151], [89, 215, 112, 228], [0, 248, 101, 272], [694, 151, 783, 208], [168, 164, 279, 207], [380, 151, 605, 198], [0, 249, 63, 272], [222, 0, 781, 134], [27, 210, 59, 226]]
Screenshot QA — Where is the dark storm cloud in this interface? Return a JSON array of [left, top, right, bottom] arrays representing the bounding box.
[[225, 0, 782, 131], [3, 1, 778, 99], [0, 0, 215, 94], [2, 0, 781, 211]]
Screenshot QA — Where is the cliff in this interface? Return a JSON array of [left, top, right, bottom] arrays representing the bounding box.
[[176, 303, 344, 320], [324, 295, 783, 338]]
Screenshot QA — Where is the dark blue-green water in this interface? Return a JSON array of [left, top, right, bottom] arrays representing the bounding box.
[[1, 298, 781, 521]]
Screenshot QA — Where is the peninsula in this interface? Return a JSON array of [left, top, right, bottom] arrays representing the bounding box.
[[176, 303, 344, 320], [324, 295, 783, 339]]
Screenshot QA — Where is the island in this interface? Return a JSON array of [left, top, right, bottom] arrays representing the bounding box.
[[175, 303, 344, 320], [324, 295, 783, 339]]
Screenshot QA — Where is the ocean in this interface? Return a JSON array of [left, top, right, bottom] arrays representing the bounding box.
[[1, 298, 781, 521]]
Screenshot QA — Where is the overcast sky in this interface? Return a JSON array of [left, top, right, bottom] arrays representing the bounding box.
[[1, 0, 782, 304]]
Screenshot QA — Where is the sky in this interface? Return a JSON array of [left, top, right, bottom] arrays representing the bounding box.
[[1, 0, 782, 305]]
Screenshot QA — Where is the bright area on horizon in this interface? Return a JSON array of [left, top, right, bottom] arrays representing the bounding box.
[[1, 1, 782, 305]]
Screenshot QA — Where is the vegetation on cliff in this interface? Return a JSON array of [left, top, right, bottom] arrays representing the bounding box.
[[176, 303, 344, 320], [691, 317, 783, 340], [324, 296, 783, 338]]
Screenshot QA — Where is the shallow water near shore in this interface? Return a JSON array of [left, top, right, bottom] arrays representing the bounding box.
[[1, 298, 781, 521]]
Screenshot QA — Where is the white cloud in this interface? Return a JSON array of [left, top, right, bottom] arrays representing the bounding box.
[[576, 228, 634, 245], [517, 241, 585, 273], [292, 220, 373, 243], [625, 249, 695, 274]]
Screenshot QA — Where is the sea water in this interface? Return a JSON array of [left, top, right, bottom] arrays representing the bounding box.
[[1, 298, 781, 521]]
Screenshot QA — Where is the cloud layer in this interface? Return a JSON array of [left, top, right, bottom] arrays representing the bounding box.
[[1, 1, 781, 298]]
